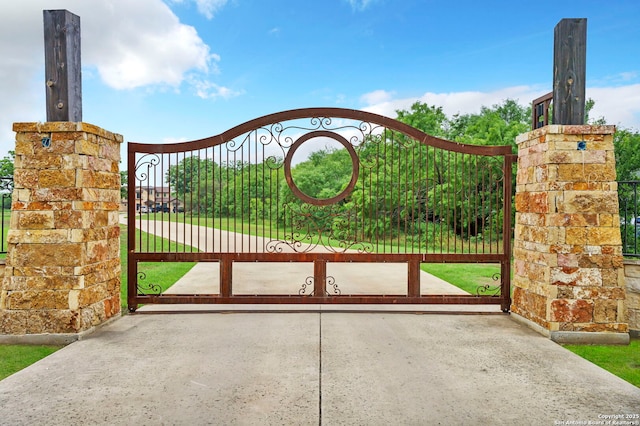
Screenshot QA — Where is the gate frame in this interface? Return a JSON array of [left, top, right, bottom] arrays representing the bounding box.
[[127, 108, 515, 312]]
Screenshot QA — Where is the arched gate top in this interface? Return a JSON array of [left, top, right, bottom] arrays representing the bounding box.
[[129, 107, 513, 156]]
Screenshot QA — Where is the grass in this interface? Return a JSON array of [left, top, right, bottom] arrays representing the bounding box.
[[0, 225, 195, 381], [421, 263, 501, 294], [0, 345, 62, 381], [564, 338, 640, 388], [120, 225, 196, 311]]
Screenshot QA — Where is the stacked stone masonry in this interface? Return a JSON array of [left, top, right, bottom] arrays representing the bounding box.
[[512, 125, 627, 335], [0, 122, 122, 335], [623, 260, 640, 336]]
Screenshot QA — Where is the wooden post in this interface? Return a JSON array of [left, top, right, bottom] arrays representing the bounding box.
[[552, 18, 587, 125], [43, 10, 82, 122]]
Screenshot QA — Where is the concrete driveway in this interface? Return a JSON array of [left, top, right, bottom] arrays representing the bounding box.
[[2, 217, 637, 424], [0, 310, 639, 425]]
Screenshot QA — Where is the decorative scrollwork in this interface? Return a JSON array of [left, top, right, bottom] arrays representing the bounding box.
[[326, 276, 340, 295], [475, 272, 502, 296], [136, 271, 162, 295], [134, 154, 160, 182], [298, 275, 340, 296], [299, 276, 314, 295]]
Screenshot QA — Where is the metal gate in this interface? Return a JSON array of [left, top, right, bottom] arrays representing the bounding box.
[[127, 108, 514, 312]]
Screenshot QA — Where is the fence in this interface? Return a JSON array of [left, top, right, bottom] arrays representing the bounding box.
[[0, 177, 11, 255], [619, 181, 640, 257]]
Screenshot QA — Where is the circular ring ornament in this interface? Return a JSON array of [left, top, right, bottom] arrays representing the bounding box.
[[283, 130, 359, 206]]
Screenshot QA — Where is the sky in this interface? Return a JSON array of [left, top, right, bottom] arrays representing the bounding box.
[[1, 0, 639, 164]]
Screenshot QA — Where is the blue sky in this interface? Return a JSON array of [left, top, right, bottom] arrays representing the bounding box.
[[1, 0, 639, 162]]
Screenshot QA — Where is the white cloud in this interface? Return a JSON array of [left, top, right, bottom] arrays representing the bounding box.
[[361, 86, 548, 119], [360, 89, 394, 106], [168, 0, 228, 19], [162, 136, 189, 144], [0, 0, 234, 153], [619, 72, 638, 82], [347, 0, 376, 11], [79, 0, 215, 90], [188, 77, 243, 99], [360, 84, 640, 130], [587, 84, 640, 130], [194, 0, 229, 19]]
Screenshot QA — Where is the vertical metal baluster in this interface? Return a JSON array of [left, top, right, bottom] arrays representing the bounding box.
[[404, 140, 408, 253], [218, 144, 222, 253], [453, 152, 458, 254], [152, 155, 157, 253], [396, 133, 401, 254], [469, 156, 480, 254], [467, 152, 472, 254], [233, 148, 237, 252], [275, 159, 279, 243], [182, 152, 187, 253], [480, 158, 486, 254], [197, 150, 202, 253], [425, 145, 430, 253], [383, 131, 387, 253], [254, 130, 264, 253], [439, 148, 444, 255], [488, 160, 493, 253], [411, 140, 416, 254], [262, 140, 266, 253], [417, 143, 422, 254], [241, 141, 244, 252], [160, 153, 165, 251], [247, 133, 251, 253], [375, 134, 380, 252]]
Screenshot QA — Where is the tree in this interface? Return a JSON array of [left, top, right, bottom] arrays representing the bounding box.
[[120, 171, 128, 199], [391, 100, 530, 241], [0, 151, 14, 191], [614, 129, 640, 181], [165, 157, 219, 213]]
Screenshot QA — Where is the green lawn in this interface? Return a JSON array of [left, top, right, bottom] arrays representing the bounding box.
[[0, 225, 195, 380], [120, 225, 196, 311], [138, 212, 500, 255], [0, 345, 62, 381], [564, 338, 640, 388], [421, 263, 501, 294]]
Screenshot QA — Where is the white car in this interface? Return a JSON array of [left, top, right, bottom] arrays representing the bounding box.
[[140, 206, 148, 213]]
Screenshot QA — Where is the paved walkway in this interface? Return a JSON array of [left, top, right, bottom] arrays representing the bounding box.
[[0, 312, 638, 425]]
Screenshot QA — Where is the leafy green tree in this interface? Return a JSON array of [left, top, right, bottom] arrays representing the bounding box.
[[389, 100, 530, 241], [165, 157, 221, 214], [166, 157, 216, 196], [0, 151, 14, 209], [613, 129, 640, 181], [120, 171, 128, 199], [448, 99, 529, 150], [0, 151, 14, 190], [395, 103, 448, 137]]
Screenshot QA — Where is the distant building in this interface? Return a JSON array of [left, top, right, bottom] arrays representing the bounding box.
[[127, 186, 183, 213]]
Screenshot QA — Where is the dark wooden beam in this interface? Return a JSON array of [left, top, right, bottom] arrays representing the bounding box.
[[552, 18, 587, 125], [43, 10, 82, 122]]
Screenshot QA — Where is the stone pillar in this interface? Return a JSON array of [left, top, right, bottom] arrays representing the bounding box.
[[0, 122, 122, 343], [623, 260, 640, 337], [512, 125, 628, 345]]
